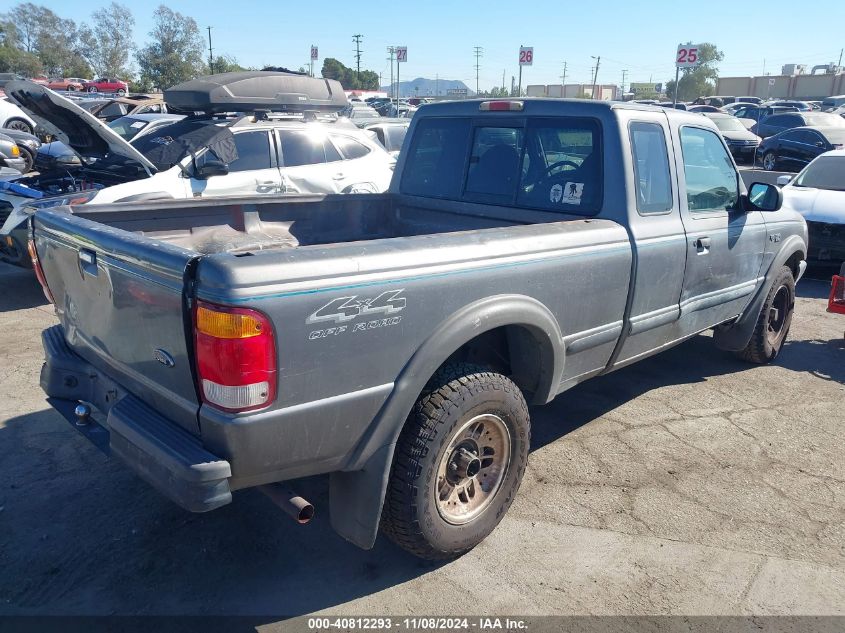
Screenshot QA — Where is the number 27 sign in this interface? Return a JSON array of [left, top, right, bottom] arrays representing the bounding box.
[[676, 44, 701, 68]]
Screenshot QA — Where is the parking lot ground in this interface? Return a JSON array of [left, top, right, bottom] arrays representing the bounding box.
[[0, 261, 843, 618]]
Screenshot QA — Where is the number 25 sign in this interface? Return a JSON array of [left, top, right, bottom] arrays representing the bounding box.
[[676, 44, 701, 68]]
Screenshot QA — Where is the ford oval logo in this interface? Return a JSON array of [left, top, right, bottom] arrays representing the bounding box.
[[153, 349, 176, 368]]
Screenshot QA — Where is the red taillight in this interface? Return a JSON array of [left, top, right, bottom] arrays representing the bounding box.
[[479, 100, 524, 112], [27, 238, 54, 304], [829, 275, 845, 315], [193, 301, 277, 412]]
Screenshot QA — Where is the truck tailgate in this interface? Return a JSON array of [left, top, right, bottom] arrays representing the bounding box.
[[33, 209, 201, 434]]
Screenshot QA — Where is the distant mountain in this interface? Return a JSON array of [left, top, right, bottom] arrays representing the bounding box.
[[380, 77, 473, 98]]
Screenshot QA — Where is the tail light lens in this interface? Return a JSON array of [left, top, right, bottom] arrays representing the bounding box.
[[27, 238, 54, 304], [829, 275, 845, 315], [194, 301, 277, 412]]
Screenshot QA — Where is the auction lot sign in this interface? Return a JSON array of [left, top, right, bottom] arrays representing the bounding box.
[[676, 44, 702, 68]]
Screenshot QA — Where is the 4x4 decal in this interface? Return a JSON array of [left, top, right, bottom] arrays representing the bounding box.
[[306, 290, 406, 324]]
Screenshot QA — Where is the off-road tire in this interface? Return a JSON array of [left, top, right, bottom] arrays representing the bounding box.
[[381, 363, 530, 560], [738, 266, 795, 363]]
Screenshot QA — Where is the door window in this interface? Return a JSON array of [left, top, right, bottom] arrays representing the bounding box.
[[331, 135, 371, 160], [629, 122, 673, 214], [228, 131, 272, 172], [679, 127, 738, 213], [280, 130, 342, 167]]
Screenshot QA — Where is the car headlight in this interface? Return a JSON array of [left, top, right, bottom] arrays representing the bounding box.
[[55, 154, 82, 166], [11, 145, 20, 157]]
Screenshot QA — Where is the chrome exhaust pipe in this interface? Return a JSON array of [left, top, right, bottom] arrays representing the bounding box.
[[259, 484, 314, 524]]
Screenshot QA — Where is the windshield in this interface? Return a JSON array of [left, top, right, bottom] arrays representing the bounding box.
[[107, 117, 149, 141], [794, 155, 845, 191], [711, 117, 746, 132]]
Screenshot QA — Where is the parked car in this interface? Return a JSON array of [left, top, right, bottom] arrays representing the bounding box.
[[736, 96, 762, 105], [0, 98, 37, 134], [821, 95, 845, 112], [0, 133, 26, 172], [0, 127, 40, 172], [357, 119, 410, 157], [722, 101, 759, 115], [702, 113, 761, 163], [35, 112, 185, 172], [72, 95, 167, 122], [769, 100, 813, 111], [687, 105, 722, 113], [29, 98, 805, 560], [776, 150, 845, 265], [752, 112, 845, 139], [83, 77, 129, 96], [658, 102, 688, 110], [340, 104, 381, 119], [47, 77, 87, 92], [731, 105, 797, 124], [0, 75, 395, 265], [758, 127, 845, 171]]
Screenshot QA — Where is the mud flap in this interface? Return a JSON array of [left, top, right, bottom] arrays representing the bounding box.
[[328, 443, 394, 550]]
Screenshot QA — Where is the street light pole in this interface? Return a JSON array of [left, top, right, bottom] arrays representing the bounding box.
[[591, 55, 601, 100]]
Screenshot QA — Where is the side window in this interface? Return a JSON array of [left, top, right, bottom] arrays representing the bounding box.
[[629, 122, 673, 214], [331, 135, 371, 160], [100, 102, 128, 118], [279, 130, 342, 167], [228, 131, 272, 172], [400, 117, 471, 198], [465, 127, 524, 200], [680, 127, 739, 213]]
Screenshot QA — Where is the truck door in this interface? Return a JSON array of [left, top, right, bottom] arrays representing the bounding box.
[[613, 115, 689, 367], [673, 124, 766, 335]]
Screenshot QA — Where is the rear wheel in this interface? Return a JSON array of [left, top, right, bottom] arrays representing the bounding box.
[[87, 86, 98, 93], [381, 363, 530, 560], [738, 266, 795, 363], [116, 88, 126, 96], [762, 151, 778, 171], [4, 118, 33, 134]]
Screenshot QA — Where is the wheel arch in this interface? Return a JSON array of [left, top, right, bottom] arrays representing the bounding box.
[[714, 236, 806, 352], [328, 294, 564, 550]]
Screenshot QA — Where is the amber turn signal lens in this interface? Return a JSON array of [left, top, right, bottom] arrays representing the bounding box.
[[196, 305, 264, 339]]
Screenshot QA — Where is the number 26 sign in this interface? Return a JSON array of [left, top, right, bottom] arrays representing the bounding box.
[[676, 44, 701, 68], [519, 47, 533, 66]]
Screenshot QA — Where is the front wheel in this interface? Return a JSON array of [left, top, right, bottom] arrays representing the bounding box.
[[4, 118, 33, 134], [762, 151, 778, 171], [738, 266, 795, 363], [116, 88, 126, 96], [87, 86, 98, 93], [381, 364, 530, 560]]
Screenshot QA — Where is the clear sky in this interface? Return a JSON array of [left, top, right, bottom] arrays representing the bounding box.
[[33, 0, 845, 89]]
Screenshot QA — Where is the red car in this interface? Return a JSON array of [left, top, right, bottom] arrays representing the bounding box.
[[83, 77, 129, 96]]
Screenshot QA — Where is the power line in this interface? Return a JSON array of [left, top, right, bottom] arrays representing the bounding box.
[[473, 46, 483, 95], [353, 34, 363, 81]]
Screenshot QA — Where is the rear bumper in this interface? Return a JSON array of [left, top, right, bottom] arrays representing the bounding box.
[[40, 325, 232, 512]]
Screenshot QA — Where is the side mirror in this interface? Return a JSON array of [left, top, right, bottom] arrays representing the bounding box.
[[746, 182, 783, 212], [776, 174, 792, 187], [194, 157, 229, 180], [816, 141, 826, 148]]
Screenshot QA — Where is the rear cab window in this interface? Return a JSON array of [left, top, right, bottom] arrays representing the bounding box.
[[400, 115, 602, 214]]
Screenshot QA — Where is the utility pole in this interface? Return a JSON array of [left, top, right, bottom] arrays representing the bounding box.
[[206, 26, 214, 74], [560, 61, 567, 97], [387, 46, 395, 115], [591, 55, 601, 100], [839, 48, 843, 67], [502, 69, 505, 93], [353, 34, 363, 82], [621, 69, 628, 95], [473, 46, 483, 95], [435, 73, 439, 96]]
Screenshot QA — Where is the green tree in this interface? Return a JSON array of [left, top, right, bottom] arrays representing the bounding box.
[[210, 55, 245, 74], [2, 3, 89, 77], [665, 42, 723, 102], [320, 57, 378, 90], [136, 5, 206, 91], [80, 2, 135, 79]]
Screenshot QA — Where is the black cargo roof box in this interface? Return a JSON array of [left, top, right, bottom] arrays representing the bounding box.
[[164, 71, 348, 114]]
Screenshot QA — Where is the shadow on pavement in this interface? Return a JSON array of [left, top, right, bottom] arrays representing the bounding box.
[[0, 263, 46, 312]]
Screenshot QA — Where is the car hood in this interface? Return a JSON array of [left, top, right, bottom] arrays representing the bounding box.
[[721, 128, 760, 141], [783, 186, 845, 224], [5, 80, 156, 175]]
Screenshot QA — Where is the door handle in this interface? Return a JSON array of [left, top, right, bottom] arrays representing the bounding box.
[[694, 237, 711, 253], [78, 248, 97, 276], [332, 173, 345, 180]]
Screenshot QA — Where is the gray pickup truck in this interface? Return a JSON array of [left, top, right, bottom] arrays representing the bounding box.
[[32, 99, 807, 560]]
